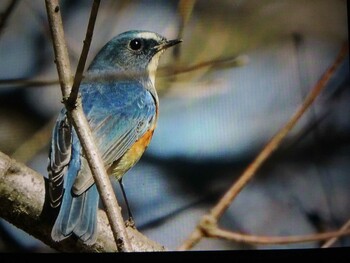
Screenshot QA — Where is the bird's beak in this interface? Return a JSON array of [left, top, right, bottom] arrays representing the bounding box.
[[154, 39, 182, 52]]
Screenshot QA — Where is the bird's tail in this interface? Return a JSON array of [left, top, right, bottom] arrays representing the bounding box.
[[51, 185, 99, 245], [51, 139, 99, 245]]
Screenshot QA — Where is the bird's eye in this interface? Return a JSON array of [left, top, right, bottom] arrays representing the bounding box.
[[129, 39, 143, 51]]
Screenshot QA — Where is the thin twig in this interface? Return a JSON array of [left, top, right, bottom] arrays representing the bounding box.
[[178, 42, 348, 251], [206, 227, 350, 246], [0, 0, 19, 37], [322, 218, 350, 248], [45, 0, 131, 252], [67, 0, 100, 106]]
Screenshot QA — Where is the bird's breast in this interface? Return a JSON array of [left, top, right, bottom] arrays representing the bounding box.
[[108, 127, 155, 180]]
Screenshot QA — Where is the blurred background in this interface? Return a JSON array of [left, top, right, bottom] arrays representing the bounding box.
[[0, 0, 349, 252]]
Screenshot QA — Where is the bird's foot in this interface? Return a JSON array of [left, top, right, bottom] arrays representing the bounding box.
[[125, 217, 136, 229]]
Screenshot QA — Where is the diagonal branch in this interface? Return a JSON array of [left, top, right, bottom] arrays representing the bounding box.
[[178, 42, 349, 250], [67, 0, 100, 107], [45, 0, 131, 251]]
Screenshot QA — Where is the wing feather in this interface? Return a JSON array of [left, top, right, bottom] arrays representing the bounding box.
[[71, 81, 156, 195], [48, 109, 72, 208]]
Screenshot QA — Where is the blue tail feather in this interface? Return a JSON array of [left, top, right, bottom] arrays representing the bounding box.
[[51, 134, 99, 244], [75, 185, 99, 244]]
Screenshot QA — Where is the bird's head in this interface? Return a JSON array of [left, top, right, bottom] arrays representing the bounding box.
[[89, 30, 181, 81]]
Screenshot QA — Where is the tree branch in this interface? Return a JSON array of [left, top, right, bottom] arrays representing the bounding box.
[[67, 0, 100, 106], [201, 220, 350, 245], [322, 218, 350, 248], [45, 0, 131, 251], [178, 42, 349, 250], [0, 151, 165, 252]]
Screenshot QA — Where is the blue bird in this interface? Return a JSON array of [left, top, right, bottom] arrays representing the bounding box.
[[47, 30, 181, 245]]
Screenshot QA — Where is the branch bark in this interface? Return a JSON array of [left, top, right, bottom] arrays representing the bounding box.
[[178, 42, 349, 250], [0, 151, 165, 252], [45, 0, 131, 251]]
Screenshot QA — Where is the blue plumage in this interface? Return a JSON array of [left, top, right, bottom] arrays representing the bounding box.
[[48, 30, 181, 244]]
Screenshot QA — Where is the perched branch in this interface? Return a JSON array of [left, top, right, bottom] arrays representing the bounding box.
[[0, 151, 165, 252], [322, 218, 350, 248], [45, 0, 131, 251], [178, 42, 349, 250]]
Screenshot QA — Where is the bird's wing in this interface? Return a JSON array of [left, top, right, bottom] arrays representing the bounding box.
[[48, 109, 72, 208], [72, 81, 156, 195]]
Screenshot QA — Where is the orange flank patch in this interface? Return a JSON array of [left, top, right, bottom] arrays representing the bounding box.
[[128, 128, 154, 158], [109, 128, 155, 180]]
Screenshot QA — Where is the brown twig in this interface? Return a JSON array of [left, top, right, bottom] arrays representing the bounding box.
[[0, 0, 19, 37], [45, 0, 131, 252], [205, 227, 350, 246], [322, 218, 350, 248], [178, 42, 349, 250]]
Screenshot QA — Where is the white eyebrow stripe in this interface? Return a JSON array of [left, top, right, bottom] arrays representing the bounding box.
[[135, 32, 162, 41]]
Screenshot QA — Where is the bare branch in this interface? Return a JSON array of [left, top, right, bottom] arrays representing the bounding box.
[[178, 42, 349, 250], [322, 218, 350, 248], [0, 151, 165, 252], [45, 0, 131, 251]]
